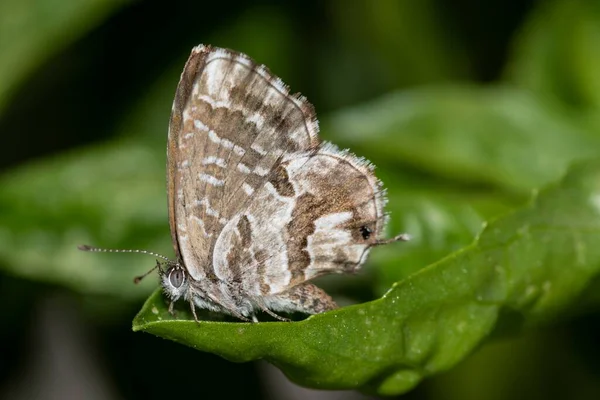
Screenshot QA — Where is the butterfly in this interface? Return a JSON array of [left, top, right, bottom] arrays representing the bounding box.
[[79, 44, 409, 322]]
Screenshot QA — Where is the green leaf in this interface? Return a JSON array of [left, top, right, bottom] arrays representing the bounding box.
[[133, 158, 600, 396], [323, 85, 600, 193], [371, 189, 514, 295], [505, 0, 600, 113], [331, 0, 468, 84], [0, 139, 168, 299], [0, 0, 125, 116], [320, 0, 469, 108]]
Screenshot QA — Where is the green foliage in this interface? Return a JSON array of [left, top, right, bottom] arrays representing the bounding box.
[[505, 0, 600, 114], [326, 86, 600, 193], [0, 0, 123, 116], [133, 159, 600, 396], [0, 140, 167, 298], [1, 0, 600, 397]]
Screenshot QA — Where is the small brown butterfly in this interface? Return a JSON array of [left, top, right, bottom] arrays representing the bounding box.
[[79, 45, 409, 322]]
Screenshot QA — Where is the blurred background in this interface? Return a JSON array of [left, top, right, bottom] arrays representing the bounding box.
[[1, 0, 600, 399]]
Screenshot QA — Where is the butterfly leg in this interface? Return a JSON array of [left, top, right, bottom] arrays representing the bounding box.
[[228, 309, 252, 323], [168, 300, 176, 316], [188, 298, 200, 323], [253, 300, 291, 322], [266, 283, 338, 315]]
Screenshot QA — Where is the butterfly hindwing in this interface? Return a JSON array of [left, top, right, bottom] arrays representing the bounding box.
[[212, 142, 388, 298]]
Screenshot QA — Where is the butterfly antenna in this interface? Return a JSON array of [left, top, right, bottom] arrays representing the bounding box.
[[78, 244, 172, 262], [133, 261, 163, 284], [77, 244, 173, 284]]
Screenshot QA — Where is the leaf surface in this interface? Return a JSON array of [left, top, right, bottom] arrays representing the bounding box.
[[133, 159, 600, 396]]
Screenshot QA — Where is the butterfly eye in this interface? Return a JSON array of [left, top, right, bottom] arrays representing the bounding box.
[[169, 268, 185, 288], [360, 226, 372, 240]]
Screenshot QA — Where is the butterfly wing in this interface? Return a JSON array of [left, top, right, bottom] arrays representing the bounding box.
[[212, 142, 389, 298], [167, 45, 320, 282]]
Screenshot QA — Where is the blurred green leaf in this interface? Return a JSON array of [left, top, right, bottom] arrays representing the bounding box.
[[0, 0, 125, 116], [320, 0, 469, 108], [210, 6, 296, 83], [0, 139, 168, 299], [428, 326, 600, 400], [505, 0, 600, 114], [371, 188, 515, 295], [133, 158, 600, 396], [324, 85, 600, 193]]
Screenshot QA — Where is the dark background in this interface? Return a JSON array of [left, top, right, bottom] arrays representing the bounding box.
[[0, 0, 533, 170], [1, 0, 599, 399]]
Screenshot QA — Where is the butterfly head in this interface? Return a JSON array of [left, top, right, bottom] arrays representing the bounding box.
[[161, 263, 189, 301]]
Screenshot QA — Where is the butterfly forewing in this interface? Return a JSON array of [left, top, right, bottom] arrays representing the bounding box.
[[167, 45, 321, 282]]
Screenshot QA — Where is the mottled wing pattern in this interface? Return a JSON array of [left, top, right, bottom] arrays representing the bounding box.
[[212, 142, 389, 298], [167, 45, 320, 282]]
